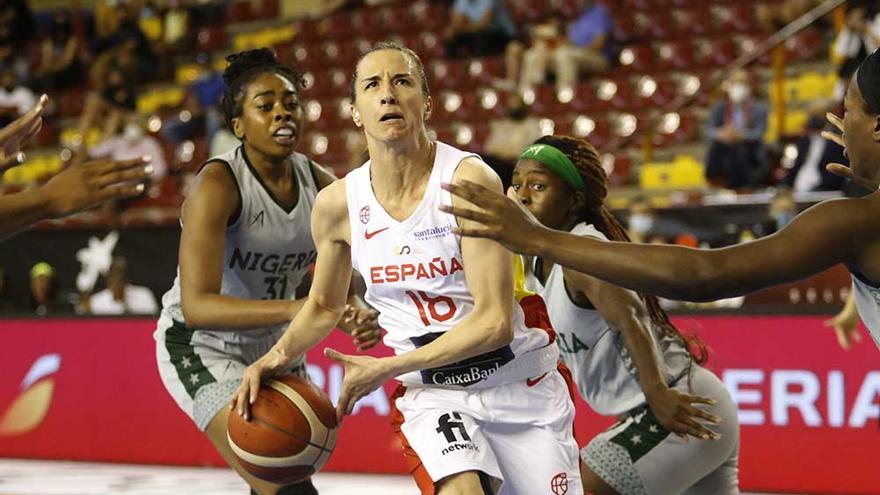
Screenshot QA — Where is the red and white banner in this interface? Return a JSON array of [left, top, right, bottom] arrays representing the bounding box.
[[0, 316, 877, 494]]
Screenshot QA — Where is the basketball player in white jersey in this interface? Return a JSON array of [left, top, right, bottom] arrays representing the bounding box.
[[510, 135, 739, 494], [442, 51, 880, 356], [233, 42, 583, 495], [154, 49, 379, 495]]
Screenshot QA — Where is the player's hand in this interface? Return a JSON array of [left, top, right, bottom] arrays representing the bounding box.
[[824, 308, 862, 350], [822, 112, 880, 190], [39, 156, 152, 217], [440, 179, 546, 255], [325, 348, 393, 421], [231, 348, 292, 421], [0, 94, 47, 173], [646, 386, 720, 441], [339, 305, 383, 351]]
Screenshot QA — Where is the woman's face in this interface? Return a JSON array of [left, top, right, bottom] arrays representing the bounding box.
[[842, 77, 880, 183], [350, 49, 430, 144], [511, 159, 577, 230], [232, 72, 304, 158]]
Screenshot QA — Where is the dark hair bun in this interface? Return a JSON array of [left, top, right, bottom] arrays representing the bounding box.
[[223, 48, 280, 86]]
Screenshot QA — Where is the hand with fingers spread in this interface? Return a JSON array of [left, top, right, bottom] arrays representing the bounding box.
[[0, 94, 48, 173], [325, 348, 394, 421], [824, 291, 863, 350], [822, 111, 880, 190], [40, 156, 153, 217], [646, 386, 721, 441], [338, 305, 383, 351], [231, 347, 293, 421], [440, 179, 547, 255]]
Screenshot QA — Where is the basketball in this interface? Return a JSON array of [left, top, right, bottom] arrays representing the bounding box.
[[227, 374, 339, 484]]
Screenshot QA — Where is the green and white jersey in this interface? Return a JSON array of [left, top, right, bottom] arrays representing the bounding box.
[[157, 146, 318, 345], [851, 272, 880, 350], [524, 223, 691, 416]]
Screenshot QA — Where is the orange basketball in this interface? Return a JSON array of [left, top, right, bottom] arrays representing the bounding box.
[[227, 374, 339, 484]]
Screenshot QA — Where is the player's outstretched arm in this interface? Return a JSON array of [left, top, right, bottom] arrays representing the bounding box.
[[0, 156, 152, 241], [0, 94, 47, 173], [564, 266, 720, 440], [233, 180, 354, 419], [442, 179, 868, 302]]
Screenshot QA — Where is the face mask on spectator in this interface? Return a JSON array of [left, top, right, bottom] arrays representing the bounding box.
[[728, 83, 750, 103], [629, 213, 654, 234]]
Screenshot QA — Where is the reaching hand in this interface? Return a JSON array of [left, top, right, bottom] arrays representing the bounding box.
[[439, 179, 547, 255], [231, 348, 293, 420], [824, 301, 862, 350], [646, 386, 721, 441], [822, 112, 880, 190], [0, 94, 48, 173], [39, 156, 153, 217], [324, 348, 393, 421], [339, 305, 383, 351]]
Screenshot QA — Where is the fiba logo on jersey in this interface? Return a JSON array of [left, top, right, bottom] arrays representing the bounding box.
[[359, 206, 370, 224], [550, 472, 569, 495]]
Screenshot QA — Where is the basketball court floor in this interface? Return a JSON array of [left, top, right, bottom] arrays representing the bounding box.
[[0, 458, 777, 494]]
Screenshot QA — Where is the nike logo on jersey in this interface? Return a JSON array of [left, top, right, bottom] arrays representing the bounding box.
[[364, 227, 390, 239], [526, 372, 549, 387]]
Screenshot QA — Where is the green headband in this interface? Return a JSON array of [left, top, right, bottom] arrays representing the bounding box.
[[519, 144, 585, 191]]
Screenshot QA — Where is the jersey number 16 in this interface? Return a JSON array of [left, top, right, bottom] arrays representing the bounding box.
[[406, 290, 457, 326]]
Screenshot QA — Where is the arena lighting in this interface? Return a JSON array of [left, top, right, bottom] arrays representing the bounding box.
[[294, 46, 307, 62], [306, 101, 322, 122], [740, 37, 756, 53], [444, 92, 462, 113], [616, 114, 637, 137], [455, 125, 473, 145], [597, 80, 617, 101], [557, 86, 574, 104], [331, 70, 346, 87], [781, 143, 799, 169], [147, 116, 162, 133], [357, 38, 373, 53], [433, 61, 448, 79], [338, 98, 351, 119], [574, 115, 596, 137], [302, 72, 315, 90], [59, 148, 72, 162], [681, 74, 701, 96], [659, 44, 673, 61], [312, 134, 328, 155], [660, 112, 680, 134], [479, 89, 498, 109], [619, 48, 634, 66], [539, 118, 555, 135], [421, 33, 438, 48], [601, 154, 615, 176], [637, 76, 657, 97], [468, 61, 483, 77], [522, 87, 536, 105], [324, 42, 339, 58], [179, 110, 192, 123], [179, 140, 195, 163]]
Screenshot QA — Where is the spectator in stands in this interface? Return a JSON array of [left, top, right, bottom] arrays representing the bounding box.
[[704, 69, 769, 189], [0, 0, 35, 84], [782, 100, 847, 192], [92, 1, 155, 81], [833, 2, 880, 100], [161, 53, 225, 146], [89, 115, 168, 186], [626, 195, 658, 244], [444, 0, 518, 58], [88, 255, 158, 315], [768, 188, 798, 233], [0, 66, 36, 128], [36, 10, 82, 93], [482, 92, 543, 187], [514, 0, 612, 96], [29, 262, 66, 316], [77, 63, 137, 145]]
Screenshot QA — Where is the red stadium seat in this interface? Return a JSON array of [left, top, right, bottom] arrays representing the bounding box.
[[675, 6, 712, 36], [196, 26, 225, 52], [257, 0, 279, 20], [618, 43, 656, 73], [656, 40, 695, 71], [227, 1, 253, 22]]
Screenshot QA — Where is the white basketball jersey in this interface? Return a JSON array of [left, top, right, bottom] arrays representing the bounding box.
[[850, 272, 880, 350], [525, 223, 691, 416], [157, 146, 318, 345], [345, 141, 557, 388]]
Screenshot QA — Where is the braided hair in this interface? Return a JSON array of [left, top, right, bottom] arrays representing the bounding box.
[[221, 48, 305, 132], [533, 135, 708, 365]]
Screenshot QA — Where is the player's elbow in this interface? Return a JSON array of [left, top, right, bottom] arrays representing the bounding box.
[[484, 319, 514, 349], [181, 295, 211, 327]]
